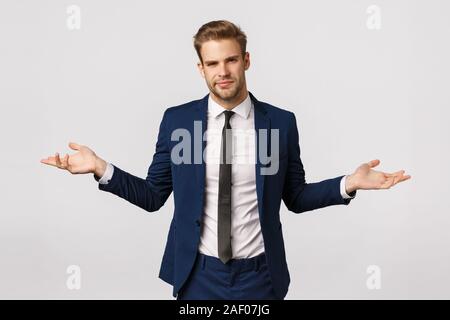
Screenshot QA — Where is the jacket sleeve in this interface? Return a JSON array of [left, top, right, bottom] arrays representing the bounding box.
[[97, 110, 173, 212], [282, 112, 353, 213]]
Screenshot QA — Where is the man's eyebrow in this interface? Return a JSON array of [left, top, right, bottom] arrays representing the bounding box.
[[204, 55, 241, 64]]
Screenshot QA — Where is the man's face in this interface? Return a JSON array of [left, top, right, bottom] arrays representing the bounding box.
[[197, 39, 250, 103]]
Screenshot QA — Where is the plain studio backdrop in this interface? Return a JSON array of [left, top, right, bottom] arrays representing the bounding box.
[[0, 0, 448, 299]]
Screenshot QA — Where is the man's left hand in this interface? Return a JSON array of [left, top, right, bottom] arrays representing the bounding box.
[[345, 159, 411, 194]]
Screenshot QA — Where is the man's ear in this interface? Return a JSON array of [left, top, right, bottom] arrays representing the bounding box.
[[197, 61, 205, 78], [244, 52, 250, 71]]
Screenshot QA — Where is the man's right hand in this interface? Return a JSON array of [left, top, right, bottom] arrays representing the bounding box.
[[40, 142, 107, 177]]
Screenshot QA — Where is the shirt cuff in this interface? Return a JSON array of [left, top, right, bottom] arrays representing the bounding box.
[[341, 175, 356, 199], [97, 162, 114, 185]]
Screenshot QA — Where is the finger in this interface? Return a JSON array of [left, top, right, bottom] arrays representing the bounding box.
[[399, 174, 411, 183], [392, 175, 399, 186], [368, 159, 380, 168], [386, 175, 396, 188], [55, 152, 62, 168], [392, 172, 411, 186], [40, 157, 57, 166], [69, 142, 81, 151], [61, 154, 69, 169], [386, 170, 405, 177], [62, 154, 69, 167]]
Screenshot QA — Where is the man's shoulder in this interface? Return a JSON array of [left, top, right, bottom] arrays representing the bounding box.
[[163, 96, 204, 117], [255, 98, 295, 122]]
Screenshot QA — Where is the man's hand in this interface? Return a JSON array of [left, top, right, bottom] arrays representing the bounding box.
[[345, 159, 411, 194], [40, 142, 107, 177]]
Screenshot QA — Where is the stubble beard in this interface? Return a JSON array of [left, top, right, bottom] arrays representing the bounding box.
[[209, 77, 244, 103]]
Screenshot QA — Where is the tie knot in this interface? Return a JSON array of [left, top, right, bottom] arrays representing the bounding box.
[[223, 110, 234, 125]]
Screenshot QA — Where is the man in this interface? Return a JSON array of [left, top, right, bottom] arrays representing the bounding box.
[[40, 20, 411, 300]]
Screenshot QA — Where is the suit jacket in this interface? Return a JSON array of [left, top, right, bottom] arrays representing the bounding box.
[[97, 91, 354, 299]]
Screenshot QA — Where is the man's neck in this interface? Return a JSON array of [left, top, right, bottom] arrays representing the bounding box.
[[210, 89, 249, 110]]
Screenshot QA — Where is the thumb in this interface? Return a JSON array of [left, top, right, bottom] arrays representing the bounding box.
[[69, 142, 81, 150], [368, 159, 380, 168]]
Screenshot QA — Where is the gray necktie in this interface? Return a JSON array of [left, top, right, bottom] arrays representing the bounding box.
[[218, 110, 234, 264]]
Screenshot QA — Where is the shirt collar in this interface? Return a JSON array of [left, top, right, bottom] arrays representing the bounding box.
[[208, 92, 252, 119]]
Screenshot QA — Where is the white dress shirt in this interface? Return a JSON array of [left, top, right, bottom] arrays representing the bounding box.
[[98, 93, 355, 259], [198, 94, 264, 259]]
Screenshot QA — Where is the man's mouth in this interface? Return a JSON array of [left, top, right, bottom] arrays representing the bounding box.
[[216, 80, 234, 88]]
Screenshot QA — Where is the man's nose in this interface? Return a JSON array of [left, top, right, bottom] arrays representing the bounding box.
[[218, 63, 230, 77]]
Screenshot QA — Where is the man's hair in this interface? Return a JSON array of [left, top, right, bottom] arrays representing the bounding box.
[[193, 20, 247, 64]]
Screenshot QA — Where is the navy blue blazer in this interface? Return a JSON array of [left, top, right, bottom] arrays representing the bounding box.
[[97, 91, 354, 299]]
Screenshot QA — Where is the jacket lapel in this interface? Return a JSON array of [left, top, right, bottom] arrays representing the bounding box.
[[249, 92, 271, 220], [194, 93, 209, 209]]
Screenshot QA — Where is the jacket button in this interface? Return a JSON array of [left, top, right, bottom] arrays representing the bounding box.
[[195, 220, 201, 227]]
